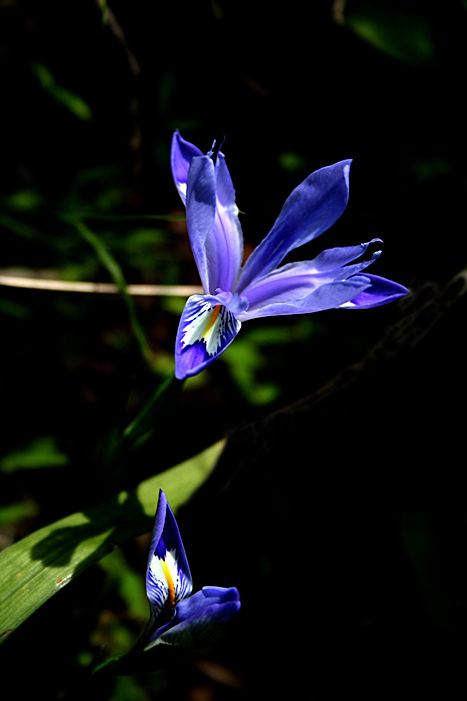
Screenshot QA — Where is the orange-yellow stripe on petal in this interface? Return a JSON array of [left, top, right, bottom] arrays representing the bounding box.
[[203, 304, 222, 335], [162, 560, 176, 610]]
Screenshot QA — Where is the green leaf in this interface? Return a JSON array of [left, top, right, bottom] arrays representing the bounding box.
[[1, 190, 44, 212], [278, 152, 307, 172], [345, 5, 435, 67], [220, 336, 280, 406], [31, 62, 93, 121], [98, 549, 148, 620], [0, 501, 39, 529], [0, 436, 69, 473], [0, 440, 224, 645]]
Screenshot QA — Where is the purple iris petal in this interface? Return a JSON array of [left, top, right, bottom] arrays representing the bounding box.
[[238, 275, 373, 320], [146, 587, 240, 648], [150, 602, 240, 656], [235, 159, 352, 293], [175, 295, 242, 379], [184, 150, 244, 294], [343, 273, 411, 308], [171, 130, 204, 204], [146, 490, 192, 623], [309, 238, 382, 271], [203, 152, 244, 293], [186, 156, 217, 293], [240, 246, 381, 313]]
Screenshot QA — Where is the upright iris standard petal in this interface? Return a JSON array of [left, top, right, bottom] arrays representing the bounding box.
[[146, 490, 193, 624], [170, 132, 409, 379], [186, 156, 218, 293], [116, 491, 241, 674], [203, 152, 244, 293], [171, 130, 204, 204]]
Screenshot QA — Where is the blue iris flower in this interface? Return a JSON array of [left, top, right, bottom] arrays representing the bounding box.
[[118, 490, 240, 673], [171, 131, 409, 380]]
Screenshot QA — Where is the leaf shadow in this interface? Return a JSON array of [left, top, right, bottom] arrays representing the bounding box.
[[30, 489, 153, 572]]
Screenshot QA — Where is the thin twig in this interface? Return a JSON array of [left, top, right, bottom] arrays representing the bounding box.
[[0, 274, 203, 297]]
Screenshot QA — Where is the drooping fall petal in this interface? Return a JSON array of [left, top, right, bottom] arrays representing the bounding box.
[[175, 295, 242, 379]]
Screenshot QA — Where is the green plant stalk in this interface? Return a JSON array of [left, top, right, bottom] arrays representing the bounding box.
[[71, 218, 154, 366], [121, 374, 185, 447]]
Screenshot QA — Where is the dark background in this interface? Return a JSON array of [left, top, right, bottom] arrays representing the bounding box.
[[1, 1, 467, 699]]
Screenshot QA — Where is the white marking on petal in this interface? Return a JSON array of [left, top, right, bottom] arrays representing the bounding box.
[[147, 547, 192, 620], [178, 296, 214, 349], [178, 297, 240, 357], [203, 306, 239, 355]]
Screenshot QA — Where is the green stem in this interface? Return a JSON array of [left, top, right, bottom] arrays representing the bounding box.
[[70, 217, 154, 368], [121, 373, 185, 447], [104, 373, 185, 489]]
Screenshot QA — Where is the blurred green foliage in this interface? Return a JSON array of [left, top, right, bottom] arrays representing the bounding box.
[[344, 3, 435, 66], [0, 500, 39, 528], [31, 62, 93, 121], [0, 436, 68, 473]]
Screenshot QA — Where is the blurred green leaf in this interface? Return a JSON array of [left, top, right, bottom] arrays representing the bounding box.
[[0, 440, 224, 644], [118, 228, 168, 249], [278, 152, 307, 172], [0, 501, 39, 529], [1, 190, 44, 212], [0, 436, 69, 474], [78, 214, 186, 222], [162, 296, 187, 316], [112, 228, 174, 271], [64, 165, 127, 214], [247, 318, 324, 345], [220, 319, 324, 405], [99, 549, 148, 620], [31, 62, 93, 121], [111, 676, 151, 701], [0, 214, 44, 240], [0, 298, 31, 319], [345, 5, 435, 66], [411, 156, 451, 182], [221, 338, 280, 405], [396, 509, 438, 597], [98, 0, 108, 25]]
